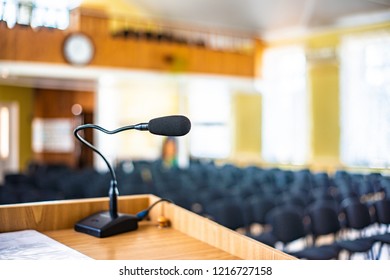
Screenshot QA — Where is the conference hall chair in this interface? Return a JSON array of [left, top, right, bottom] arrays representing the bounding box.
[[206, 197, 249, 232], [370, 198, 390, 259], [336, 199, 376, 259], [251, 204, 308, 250], [288, 201, 341, 260]]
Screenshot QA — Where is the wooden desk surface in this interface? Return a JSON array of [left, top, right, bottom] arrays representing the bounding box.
[[44, 222, 240, 260]]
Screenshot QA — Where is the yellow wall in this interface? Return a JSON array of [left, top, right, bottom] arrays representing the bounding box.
[[81, 0, 146, 17], [232, 93, 262, 164], [0, 85, 34, 171], [81, 0, 154, 33], [309, 63, 340, 169]]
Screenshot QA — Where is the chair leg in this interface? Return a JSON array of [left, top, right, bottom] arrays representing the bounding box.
[[347, 251, 352, 260], [376, 243, 384, 260], [367, 249, 374, 260], [388, 244, 390, 257]]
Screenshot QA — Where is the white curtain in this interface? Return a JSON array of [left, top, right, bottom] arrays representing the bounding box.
[[259, 45, 309, 165], [340, 31, 390, 168]]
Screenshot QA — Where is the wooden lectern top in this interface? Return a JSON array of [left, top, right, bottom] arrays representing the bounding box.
[[0, 194, 295, 260]]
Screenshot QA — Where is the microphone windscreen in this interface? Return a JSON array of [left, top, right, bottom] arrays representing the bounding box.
[[148, 115, 191, 136]]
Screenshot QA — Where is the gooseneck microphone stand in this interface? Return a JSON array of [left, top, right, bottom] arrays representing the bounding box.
[[73, 123, 145, 238]]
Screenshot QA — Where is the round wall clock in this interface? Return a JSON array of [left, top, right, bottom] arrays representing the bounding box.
[[63, 33, 95, 66]]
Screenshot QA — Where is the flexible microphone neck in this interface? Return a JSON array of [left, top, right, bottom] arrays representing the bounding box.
[[133, 123, 148, 131], [74, 124, 133, 218]]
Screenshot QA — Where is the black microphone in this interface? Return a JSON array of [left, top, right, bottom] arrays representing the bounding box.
[[134, 115, 191, 136], [73, 115, 191, 238]]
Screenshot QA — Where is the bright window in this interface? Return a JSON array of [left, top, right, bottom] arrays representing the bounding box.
[[259, 45, 309, 164], [0, 102, 19, 183], [0, 0, 79, 30], [187, 79, 231, 159], [0, 106, 10, 159], [340, 31, 390, 168]]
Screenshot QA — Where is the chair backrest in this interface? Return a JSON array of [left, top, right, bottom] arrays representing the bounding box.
[[267, 205, 306, 245], [374, 198, 390, 225], [277, 192, 307, 210], [340, 196, 360, 208], [246, 195, 275, 225], [206, 198, 247, 230], [306, 201, 341, 243], [342, 200, 372, 230]]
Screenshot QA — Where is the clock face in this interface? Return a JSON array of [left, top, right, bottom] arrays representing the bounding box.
[[63, 33, 94, 66]]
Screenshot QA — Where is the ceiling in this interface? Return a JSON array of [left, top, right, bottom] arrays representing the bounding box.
[[123, 0, 390, 40]]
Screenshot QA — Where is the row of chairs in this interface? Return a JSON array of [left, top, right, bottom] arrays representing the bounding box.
[[2, 160, 390, 205], [205, 194, 390, 259]]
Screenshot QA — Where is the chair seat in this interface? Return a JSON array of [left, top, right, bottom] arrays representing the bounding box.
[[369, 233, 390, 259], [289, 244, 341, 260], [336, 237, 375, 253], [370, 233, 390, 244]]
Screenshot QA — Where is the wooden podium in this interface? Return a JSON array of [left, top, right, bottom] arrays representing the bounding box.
[[0, 195, 295, 260]]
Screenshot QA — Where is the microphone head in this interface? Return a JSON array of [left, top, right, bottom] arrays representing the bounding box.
[[148, 115, 191, 136]]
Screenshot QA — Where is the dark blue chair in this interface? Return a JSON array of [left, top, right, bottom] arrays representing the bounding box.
[[288, 201, 341, 260], [250, 205, 307, 250], [370, 198, 390, 259], [336, 199, 376, 259], [206, 198, 248, 232]]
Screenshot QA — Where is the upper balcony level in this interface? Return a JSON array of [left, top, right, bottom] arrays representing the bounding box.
[[0, 6, 263, 77]]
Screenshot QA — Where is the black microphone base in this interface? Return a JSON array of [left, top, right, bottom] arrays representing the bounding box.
[[74, 211, 139, 238]]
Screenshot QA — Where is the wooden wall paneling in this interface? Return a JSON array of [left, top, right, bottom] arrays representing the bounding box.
[[102, 37, 157, 70], [221, 51, 238, 75], [93, 35, 121, 66], [254, 39, 265, 78], [148, 39, 172, 71], [33, 89, 93, 167], [73, 91, 95, 112], [33, 152, 76, 167], [138, 39, 158, 70], [159, 41, 177, 71], [91, 36, 112, 66], [238, 53, 255, 77], [180, 44, 192, 72], [187, 46, 207, 73], [167, 44, 190, 73], [34, 89, 74, 118], [157, 41, 173, 70], [34, 90, 95, 118], [145, 40, 164, 70], [125, 39, 143, 69], [13, 26, 64, 63], [207, 49, 223, 74], [0, 22, 17, 60], [78, 9, 109, 36]]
